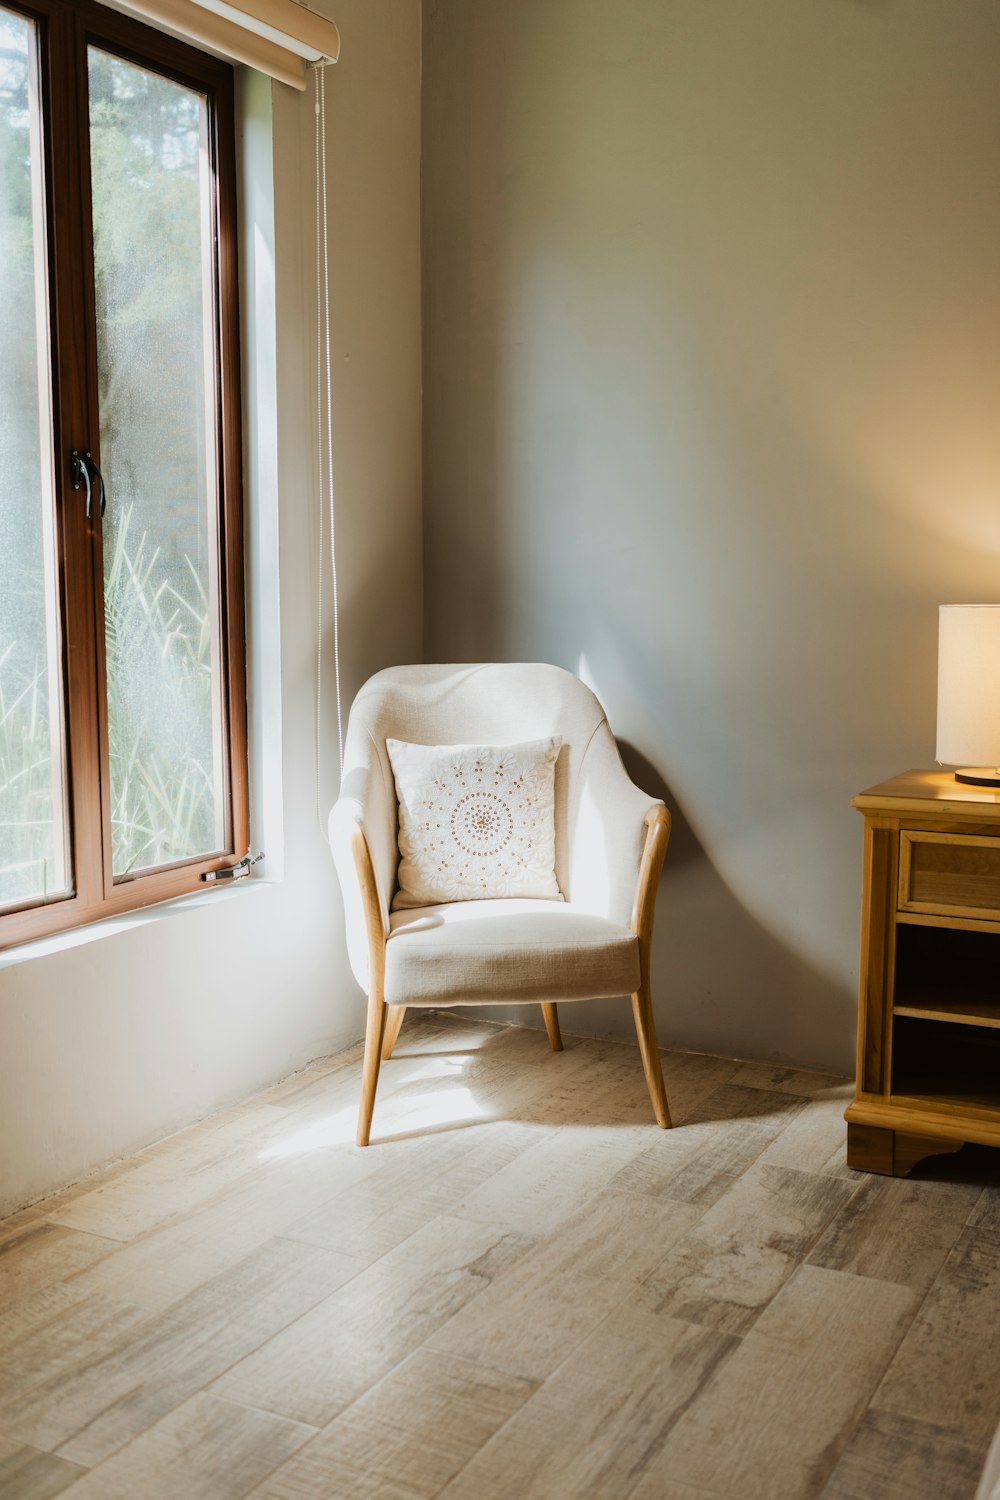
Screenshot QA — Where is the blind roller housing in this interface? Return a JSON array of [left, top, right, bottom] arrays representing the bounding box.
[[109, 0, 340, 88]]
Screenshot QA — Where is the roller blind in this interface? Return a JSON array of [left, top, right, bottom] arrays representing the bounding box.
[[108, 0, 340, 89]]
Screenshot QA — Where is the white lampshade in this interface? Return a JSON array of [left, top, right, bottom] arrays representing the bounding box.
[[937, 605, 1000, 770]]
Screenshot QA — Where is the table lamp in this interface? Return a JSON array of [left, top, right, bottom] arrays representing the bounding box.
[[937, 604, 1000, 785]]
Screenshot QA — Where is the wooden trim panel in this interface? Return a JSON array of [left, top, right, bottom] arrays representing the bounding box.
[[857, 825, 897, 1097], [846, 1096, 1000, 1149]]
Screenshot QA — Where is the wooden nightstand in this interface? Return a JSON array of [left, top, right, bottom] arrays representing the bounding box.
[[848, 769, 1000, 1175]]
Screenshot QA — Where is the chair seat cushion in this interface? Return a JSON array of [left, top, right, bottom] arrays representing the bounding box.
[[384, 899, 640, 1006]]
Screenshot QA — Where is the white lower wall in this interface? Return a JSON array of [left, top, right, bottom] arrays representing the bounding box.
[[0, 0, 422, 1218]]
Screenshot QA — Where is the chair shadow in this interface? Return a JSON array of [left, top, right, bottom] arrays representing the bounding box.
[[617, 740, 856, 1073], [380, 1036, 1000, 1188], [381, 1039, 650, 1132], [381, 1027, 806, 1135]]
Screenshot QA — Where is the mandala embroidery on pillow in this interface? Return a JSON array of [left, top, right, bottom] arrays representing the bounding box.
[[386, 737, 563, 908]]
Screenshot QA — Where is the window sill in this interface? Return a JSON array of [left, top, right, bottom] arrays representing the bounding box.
[[0, 876, 277, 971]]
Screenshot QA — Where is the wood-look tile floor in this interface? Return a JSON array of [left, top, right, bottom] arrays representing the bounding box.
[[1, 1011, 998, 1500]]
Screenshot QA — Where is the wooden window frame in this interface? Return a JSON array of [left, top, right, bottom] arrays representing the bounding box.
[[1, 0, 248, 950]]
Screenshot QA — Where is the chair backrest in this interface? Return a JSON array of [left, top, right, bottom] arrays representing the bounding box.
[[342, 662, 609, 900]]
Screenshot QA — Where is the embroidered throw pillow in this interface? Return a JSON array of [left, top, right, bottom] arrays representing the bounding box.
[[386, 737, 563, 909]]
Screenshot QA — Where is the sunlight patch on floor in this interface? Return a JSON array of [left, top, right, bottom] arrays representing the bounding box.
[[258, 1055, 489, 1158]]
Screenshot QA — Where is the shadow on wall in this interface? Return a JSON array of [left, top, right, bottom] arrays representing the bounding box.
[[458, 732, 856, 1077], [581, 740, 856, 1074]]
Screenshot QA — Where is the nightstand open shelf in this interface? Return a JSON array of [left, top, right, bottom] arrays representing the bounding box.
[[893, 921, 1000, 1029], [892, 1015, 1000, 1113], [847, 770, 1000, 1175]]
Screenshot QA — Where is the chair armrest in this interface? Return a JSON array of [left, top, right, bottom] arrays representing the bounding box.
[[329, 808, 387, 997], [631, 805, 671, 984], [329, 740, 397, 993], [569, 720, 669, 929]]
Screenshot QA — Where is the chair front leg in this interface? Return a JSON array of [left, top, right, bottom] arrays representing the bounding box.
[[540, 1002, 563, 1051], [630, 804, 672, 1130], [382, 1004, 406, 1059], [350, 822, 389, 1147], [357, 988, 387, 1146], [631, 982, 671, 1128]]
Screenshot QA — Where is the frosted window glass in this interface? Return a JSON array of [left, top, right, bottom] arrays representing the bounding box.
[[89, 48, 225, 877], [0, 10, 70, 910]]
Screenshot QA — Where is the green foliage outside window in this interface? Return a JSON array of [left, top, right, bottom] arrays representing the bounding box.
[[0, 29, 219, 904]]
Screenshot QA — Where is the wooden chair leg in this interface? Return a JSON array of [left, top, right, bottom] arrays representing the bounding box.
[[540, 1002, 563, 1051], [381, 1004, 406, 1060], [357, 990, 387, 1147], [630, 983, 671, 1129]]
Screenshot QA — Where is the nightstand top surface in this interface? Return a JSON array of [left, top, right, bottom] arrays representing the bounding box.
[[853, 768, 1000, 815]]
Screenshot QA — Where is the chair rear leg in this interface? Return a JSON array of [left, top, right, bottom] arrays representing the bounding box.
[[382, 1004, 406, 1060], [630, 983, 671, 1128], [357, 991, 387, 1146], [540, 1002, 564, 1051]]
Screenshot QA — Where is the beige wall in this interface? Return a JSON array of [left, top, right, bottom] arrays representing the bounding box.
[[422, 0, 1000, 1072], [0, 0, 422, 1216]]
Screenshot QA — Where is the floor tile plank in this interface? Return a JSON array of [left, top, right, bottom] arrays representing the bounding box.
[[728, 1063, 847, 1097], [873, 1227, 1000, 1438], [47, 1110, 292, 1243], [0, 1224, 119, 1301], [808, 1175, 980, 1291], [63, 1150, 371, 1312], [818, 1409, 988, 1500], [210, 1213, 534, 1427], [644, 1165, 856, 1334], [437, 1302, 737, 1500], [754, 1089, 856, 1180], [246, 1348, 536, 1499], [0, 1285, 89, 1359], [55, 1392, 315, 1500], [0, 1292, 150, 1416], [968, 1186, 1000, 1236], [285, 1122, 532, 1265], [0, 1238, 358, 1466], [633, 1265, 918, 1500], [448, 1127, 649, 1236], [427, 1190, 704, 1379], [660, 1052, 742, 1117], [0, 1437, 85, 1500], [610, 1085, 806, 1210]]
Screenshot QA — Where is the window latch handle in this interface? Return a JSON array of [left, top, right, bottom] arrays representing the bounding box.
[[202, 851, 265, 883], [71, 451, 107, 519]]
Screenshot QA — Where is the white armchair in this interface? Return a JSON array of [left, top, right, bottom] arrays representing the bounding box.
[[329, 663, 672, 1145]]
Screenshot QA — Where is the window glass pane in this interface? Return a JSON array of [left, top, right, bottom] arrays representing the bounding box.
[[0, 9, 70, 911], [88, 48, 225, 878]]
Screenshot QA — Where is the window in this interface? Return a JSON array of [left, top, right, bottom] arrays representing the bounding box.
[[0, 0, 247, 948]]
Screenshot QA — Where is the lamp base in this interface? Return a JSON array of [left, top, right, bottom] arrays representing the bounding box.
[[954, 767, 1000, 786]]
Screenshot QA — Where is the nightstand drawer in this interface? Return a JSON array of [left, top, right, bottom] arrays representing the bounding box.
[[899, 831, 1000, 920]]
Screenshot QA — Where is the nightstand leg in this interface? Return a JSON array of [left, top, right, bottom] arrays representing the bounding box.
[[893, 1132, 963, 1177], [847, 1123, 894, 1174]]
